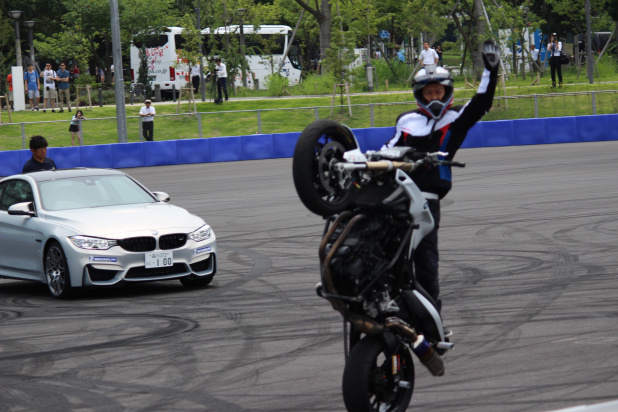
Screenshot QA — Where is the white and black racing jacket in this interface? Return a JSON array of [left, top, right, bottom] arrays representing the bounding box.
[[383, 68, 498, 200]]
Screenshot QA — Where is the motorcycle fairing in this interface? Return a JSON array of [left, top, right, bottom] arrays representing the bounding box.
[[386, 169, 434, 252]]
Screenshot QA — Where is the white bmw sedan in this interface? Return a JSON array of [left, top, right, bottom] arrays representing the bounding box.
[[0, 168, 216, 298]]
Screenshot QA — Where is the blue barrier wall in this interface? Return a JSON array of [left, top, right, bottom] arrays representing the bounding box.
[[2, 114, 618, 177]]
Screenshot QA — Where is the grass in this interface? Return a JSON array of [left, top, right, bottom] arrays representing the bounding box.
[[2, 56, 617, 151]]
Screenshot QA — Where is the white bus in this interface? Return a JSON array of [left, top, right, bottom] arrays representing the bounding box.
[[129, 25, 302, 93]]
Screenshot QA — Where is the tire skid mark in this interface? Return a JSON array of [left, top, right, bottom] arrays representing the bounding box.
[[0, 314, 197, 362], [442, 221, 578, 359]]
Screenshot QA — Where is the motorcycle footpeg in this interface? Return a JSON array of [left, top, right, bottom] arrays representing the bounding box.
[[437, 341, 454, 351], [316, 282, 324, 297], [398, 381, 412, 388]]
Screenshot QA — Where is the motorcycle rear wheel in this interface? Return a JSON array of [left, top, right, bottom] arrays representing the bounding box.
[[342, 336, 415, 412], [292, 120, 358, 216]]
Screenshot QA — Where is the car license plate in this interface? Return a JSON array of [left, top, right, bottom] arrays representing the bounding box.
[[145, 251, 173, 268]]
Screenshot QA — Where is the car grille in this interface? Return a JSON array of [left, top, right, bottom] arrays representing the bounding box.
[[160, 233, 187, 250], [118, 236, 156, 252], [125, 263, 188, 279]]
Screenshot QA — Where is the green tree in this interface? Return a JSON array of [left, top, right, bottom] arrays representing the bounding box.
[[137, 44, 151, 97]]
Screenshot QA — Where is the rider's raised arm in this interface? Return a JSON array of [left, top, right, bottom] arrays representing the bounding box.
[[449, 40, 501, 135]]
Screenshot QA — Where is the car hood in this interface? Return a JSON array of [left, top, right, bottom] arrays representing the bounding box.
[[43, 203, 206, 238]]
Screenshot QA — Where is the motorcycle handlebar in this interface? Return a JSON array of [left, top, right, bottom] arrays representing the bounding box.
[[339, 159, 466, 172]]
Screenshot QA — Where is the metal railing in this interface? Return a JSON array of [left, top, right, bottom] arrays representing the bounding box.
[[1, 89, 617, 151]]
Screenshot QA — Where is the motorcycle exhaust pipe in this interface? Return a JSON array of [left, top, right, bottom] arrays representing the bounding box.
[[412, 334, 445, 377]]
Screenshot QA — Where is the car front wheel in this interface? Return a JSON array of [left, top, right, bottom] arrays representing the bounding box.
[[45, 241, 73, 298]]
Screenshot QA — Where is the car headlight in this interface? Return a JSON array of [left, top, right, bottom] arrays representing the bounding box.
[[188, 225, 212, 242], [69, 236, 118, 250]]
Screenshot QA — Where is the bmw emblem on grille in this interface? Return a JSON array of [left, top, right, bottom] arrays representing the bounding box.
[[152, 230, 159, 235]]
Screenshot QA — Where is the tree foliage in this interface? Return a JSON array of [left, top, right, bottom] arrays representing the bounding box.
[[1, 0, 617, 93]]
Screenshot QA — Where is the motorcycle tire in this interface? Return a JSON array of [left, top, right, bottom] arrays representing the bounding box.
[[342, 336, 415, 412], [292, 119, 358, 216]]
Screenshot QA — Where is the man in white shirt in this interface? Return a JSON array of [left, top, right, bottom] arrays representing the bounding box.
[[530, 44, 540, 73], [191, 64, 201, 93], [419, 42, 439, 67], [139, 99, 156, 141], [548, 33, 563, 87], [215, 58, 228, 103], [41, 63, 58, 113]]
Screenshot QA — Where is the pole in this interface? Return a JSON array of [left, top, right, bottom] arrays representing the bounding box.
[[276, 3, 305, 75], [110, 0, 128, 143], [240, 19, 247, 87], [25, 22, 35, 68], [196, 1, 206, 101], [14, 19, 22, 68], [585, 0, 593, 84]]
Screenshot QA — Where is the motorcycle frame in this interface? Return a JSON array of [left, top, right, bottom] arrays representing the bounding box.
[[318, 163, 448, 345]]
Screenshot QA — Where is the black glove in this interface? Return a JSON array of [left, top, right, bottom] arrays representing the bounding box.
[[482, 40, 500, 71]]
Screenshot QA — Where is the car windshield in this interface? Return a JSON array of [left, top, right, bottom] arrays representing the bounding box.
[[38, 174, 156, 211]]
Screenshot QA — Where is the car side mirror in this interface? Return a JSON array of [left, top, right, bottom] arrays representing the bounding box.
[[152, 191, 170, 202], [8, 201, 36, 217]]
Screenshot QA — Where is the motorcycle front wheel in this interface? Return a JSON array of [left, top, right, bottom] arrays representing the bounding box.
[[342, 336, 415, 412], [292, 120, 358, 216]]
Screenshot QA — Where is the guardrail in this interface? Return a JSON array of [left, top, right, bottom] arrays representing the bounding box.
[[1, 89, 617, 151], [1, 112, 617, 177]]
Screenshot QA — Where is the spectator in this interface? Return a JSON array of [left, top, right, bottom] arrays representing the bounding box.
[[548, 33, 563, 88], [419, 42, 439, 67], [23, 63, 40, 111], [69, 109, 86, 146], [70, 63, 80, 80], [436, 45, 443, 66], [41, 63, 58, 113], [6, 73, 13, 110], [56, 62, 72, 113], [140, 99, 155, 141], [22, 135, 57, 173], [214, 58, 228, 103], [111, 64, 114, 82], [530, 44, 540, 73], [191, 64, 201, 94]]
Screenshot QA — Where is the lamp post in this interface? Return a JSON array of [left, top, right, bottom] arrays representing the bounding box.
[[8, 10, 23, 68], [196, 0, 206, 101], [24, 20, 35, 69], [236, 8, 247, 87]]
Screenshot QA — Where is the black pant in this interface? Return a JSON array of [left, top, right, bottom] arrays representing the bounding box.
[[142, 121, 154, 141], [414, 199, 441, 311], [217, 77, 228, 101], [192, 76, 200, 93], [550, 56, 563, 84]]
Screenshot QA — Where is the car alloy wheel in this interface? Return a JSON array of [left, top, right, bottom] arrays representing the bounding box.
[[45, 242, 72, 298]]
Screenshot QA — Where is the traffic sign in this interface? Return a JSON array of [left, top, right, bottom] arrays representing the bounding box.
[[379, 30, 390, 39]]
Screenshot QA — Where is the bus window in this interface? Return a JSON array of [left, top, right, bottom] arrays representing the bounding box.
[[203, 35, 224, 55], [174, 35, 185, 51], [133, 35, 168, 49], [289, 41, 302, 70]]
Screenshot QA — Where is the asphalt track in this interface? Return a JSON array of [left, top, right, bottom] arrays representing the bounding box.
[[1, 141, 618, 412]]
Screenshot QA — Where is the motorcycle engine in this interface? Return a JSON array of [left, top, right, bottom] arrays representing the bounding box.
[[326, 214, 405, 299]]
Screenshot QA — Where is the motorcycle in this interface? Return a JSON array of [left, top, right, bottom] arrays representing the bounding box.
[[292, 119, 465, 412]]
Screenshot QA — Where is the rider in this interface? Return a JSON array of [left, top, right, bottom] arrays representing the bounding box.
[[383, 40, 501, 314]]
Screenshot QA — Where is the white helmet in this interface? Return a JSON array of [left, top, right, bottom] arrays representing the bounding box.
[[412, 65, 454, 120]]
